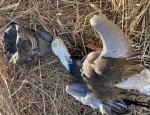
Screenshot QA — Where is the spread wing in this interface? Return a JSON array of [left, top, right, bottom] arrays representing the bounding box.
[[90, 14, 136, 58]]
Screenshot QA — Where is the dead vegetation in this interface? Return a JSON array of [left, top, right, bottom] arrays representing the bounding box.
[[0, 0, 150, 115]]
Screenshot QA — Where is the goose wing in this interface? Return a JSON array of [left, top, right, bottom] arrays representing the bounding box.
[[90, 14, 135, 58]]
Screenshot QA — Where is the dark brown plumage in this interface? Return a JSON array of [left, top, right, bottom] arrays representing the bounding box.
[[81, 52, 143, 101]]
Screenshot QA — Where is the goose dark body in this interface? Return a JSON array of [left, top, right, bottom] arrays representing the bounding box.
[[69, 56, 86, 82], [81, 56, 142, 101], [69, 58, 83, 81]]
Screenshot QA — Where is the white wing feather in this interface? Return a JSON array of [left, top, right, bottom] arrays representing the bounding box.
[[90, 14, 135, 58], [114, 69, 150, 95]]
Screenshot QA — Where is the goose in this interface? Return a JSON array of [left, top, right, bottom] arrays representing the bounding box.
[[51, 14, 150, 114], [2, 24, 52, 64]]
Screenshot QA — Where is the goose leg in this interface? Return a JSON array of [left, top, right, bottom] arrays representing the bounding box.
[[130, 89, 143, 95], [86, 43, 101, 51]]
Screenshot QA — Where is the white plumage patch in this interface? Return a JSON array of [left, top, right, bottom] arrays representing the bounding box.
[[114, 69, 150, 95], [51, 38, 72, 71], [59, 56, 72, 71]]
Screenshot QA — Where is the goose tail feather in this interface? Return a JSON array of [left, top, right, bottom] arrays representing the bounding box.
[[107, 100, 131, 114]]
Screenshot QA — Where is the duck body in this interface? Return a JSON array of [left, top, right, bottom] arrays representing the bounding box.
[[51, 14, 150, 114]]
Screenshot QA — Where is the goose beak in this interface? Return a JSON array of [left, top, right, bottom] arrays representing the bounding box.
[[53, 29, 59, 40]]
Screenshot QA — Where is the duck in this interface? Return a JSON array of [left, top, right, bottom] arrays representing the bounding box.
[[2, 24, 52, 64], [51, 14, 150, 115]]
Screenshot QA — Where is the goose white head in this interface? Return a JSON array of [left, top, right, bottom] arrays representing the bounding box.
[[51, 30, 70, 58], [51, 30, 72, 71]]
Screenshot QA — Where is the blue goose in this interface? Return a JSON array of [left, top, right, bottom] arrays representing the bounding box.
[[51, 14, 150, 114]]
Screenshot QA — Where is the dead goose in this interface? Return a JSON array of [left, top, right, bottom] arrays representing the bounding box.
[[51, 14, 150, 114], [2, 24, 52, 64]]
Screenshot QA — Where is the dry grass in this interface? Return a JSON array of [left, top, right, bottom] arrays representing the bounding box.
[[0, 0, 150, 115]]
